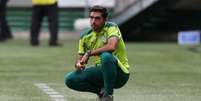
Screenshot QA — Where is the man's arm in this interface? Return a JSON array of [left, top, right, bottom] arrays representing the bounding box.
[[75, 55, 85, 71], [80, 36, 119, 64], [91, 36, 118, 55]]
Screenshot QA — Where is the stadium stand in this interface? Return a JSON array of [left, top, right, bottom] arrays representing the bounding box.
[[7, 7, 84, 31], [6, 0, 201, 41], [112, 0, 201, 41], [7, 0, 114, 32]]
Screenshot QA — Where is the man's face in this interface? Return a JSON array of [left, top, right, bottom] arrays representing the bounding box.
[[90, 12, 106, 32]]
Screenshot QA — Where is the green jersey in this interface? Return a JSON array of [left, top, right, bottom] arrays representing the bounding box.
[[78, 22, 129, 74]]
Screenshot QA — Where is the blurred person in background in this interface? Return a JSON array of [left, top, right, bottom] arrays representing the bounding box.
[[65, 6, 130, 101], [0, 0, 12, 42], [30, 0, 61, 46]]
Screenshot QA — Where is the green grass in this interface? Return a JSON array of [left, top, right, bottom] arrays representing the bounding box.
[[0, 40, 201, 101]]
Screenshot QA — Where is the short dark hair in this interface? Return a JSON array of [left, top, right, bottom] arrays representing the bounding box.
[[89, 5, 108, 18]]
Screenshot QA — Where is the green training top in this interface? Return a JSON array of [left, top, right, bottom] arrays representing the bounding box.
[[78, 22, 129, 74]]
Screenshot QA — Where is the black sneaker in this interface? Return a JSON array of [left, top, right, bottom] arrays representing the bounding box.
[[31, 41, 39, 46], [96, 89, 104, 101], [100, 95, 113, 101]]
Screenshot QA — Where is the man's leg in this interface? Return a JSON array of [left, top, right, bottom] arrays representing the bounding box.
[[0, 2, 6, 41], [47, 3, 59, 46], [65, 66, 103, 95], [100, 52, 130, 101], [30, 6, 43, 46], [1, 13, 12, 40], [0, 8, 4, 41], [114, 65, 130, 89], [100, 52, 118, 96], [3, 0, 12, 39]]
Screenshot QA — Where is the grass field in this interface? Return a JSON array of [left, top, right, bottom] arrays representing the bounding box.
[[0, 39, 201, 101]]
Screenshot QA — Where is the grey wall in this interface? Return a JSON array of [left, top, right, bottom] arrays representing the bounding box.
[[8, 0, 32, 7]]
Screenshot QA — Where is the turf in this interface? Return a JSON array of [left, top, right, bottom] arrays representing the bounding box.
[[0, 39, 201, 101]]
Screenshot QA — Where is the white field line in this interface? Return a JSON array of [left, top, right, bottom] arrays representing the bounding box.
[[34, 83, 67, 101]]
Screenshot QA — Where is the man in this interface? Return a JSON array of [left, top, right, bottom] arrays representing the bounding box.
[[65, 6, 130, 101], [0, 0, 12, 42], [30, 0, 61, 46]]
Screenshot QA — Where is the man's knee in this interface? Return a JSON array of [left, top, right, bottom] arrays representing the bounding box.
[[100, 52, 114, 62], [64, 72, 77, 89]]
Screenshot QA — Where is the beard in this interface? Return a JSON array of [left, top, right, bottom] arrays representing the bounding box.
[[91, 24, 104, 32], [91, 24, 98, 31]]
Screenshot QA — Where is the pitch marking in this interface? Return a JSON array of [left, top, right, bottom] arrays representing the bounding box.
[[34, 83, 67, 101]]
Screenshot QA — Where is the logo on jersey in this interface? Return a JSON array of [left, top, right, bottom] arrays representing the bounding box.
[[101, 36, 107, 44]]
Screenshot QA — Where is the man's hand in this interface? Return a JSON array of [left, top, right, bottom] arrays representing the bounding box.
[[74, 51, 91, 71], [75, 61, 85, 71], [80, 50, 91, 64]]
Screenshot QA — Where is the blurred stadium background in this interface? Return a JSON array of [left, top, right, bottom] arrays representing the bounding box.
[[0, 0, 201, 101], [6, 0, 201, 41]]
